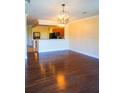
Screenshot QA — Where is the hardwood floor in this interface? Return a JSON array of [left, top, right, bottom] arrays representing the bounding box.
[[25, 50, 99, 93]]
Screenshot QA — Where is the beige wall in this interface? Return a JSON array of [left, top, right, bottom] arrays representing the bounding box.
[[32, 26, 49, 39], [68, 16, 99, 58], [27, 25, 32, 46]]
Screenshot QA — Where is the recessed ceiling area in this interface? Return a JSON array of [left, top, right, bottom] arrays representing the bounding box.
[[26, 0, 99, 22]]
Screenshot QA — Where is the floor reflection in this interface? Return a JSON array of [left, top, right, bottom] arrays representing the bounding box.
[[56, 72, 66, 91], [25, 52, 42, 85]]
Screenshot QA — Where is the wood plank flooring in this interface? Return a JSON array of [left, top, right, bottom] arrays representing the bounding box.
[[25, 50, 99, 93]]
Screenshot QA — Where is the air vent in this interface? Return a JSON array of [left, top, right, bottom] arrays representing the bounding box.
[[82, 11, 87, 14]]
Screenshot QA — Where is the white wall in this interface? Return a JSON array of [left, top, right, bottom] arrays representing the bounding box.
[[68, 16, 99, 58], [39, 39, 69, 52], [37, 20, 69, 52]]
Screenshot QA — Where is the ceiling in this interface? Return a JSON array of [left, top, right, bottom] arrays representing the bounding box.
[[26, 0, 99, 22]]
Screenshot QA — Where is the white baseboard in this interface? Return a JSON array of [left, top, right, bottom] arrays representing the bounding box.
[[39, 48, 69, 53], [70, 49, 99, 59], [27, 49, 98, 59]]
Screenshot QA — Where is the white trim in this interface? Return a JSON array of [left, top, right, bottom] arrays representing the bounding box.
[[70, 49, 99, 59], [68, 15, 99, 25], [38, 19, 58, 26], [39, 48, 69, 53]]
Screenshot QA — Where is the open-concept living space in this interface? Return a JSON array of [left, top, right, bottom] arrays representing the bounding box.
[[25, 0, 99, 93]]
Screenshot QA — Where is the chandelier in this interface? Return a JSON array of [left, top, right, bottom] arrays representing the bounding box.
[[57, 4, 69, 25]]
